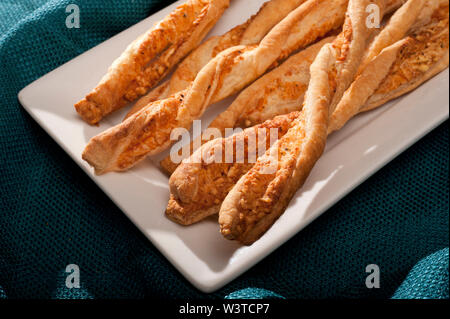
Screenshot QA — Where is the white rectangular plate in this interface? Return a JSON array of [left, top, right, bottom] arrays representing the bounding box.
[[19, 0, 449, 293]]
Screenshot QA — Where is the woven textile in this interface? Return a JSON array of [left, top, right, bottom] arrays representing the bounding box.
[[0, 0, 448, 299], [392, 248, 449, 299]]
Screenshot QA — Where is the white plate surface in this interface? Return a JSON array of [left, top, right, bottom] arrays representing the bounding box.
[[18, 0, 449, 292]]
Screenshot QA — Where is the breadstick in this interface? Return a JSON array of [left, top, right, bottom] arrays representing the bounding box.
[[331, 0, 449, 130], [218, 0, 386, 245], [125, 0, 309, 119], [363, 0, 449, 110], [83, 0, 349, 174], [167, 112, 299, 225], [359, 0, 426, 71], [167, 0, 445, 227], [161, 0, 412, 174], [165, 40, 406, 225], [218, 0, 449, 244], [75, 0, 230, 124], [160, 36, 334, 174]]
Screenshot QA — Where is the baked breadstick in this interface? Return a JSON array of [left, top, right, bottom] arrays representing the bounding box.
[[167, 112, 299, 225], [166, 1, 449, 228], [386, 0, 406, 11], [332, 0, 449, 130], [160, 36, 335, 174], [161, 0, 412, 174], [218, 45, 334, 244], [75, 0, 229, 124], [359, 0, 426, 71], [144, 0, 410, 129], [218, 0, 385, 245], [411, 0, 448, 29], [221, 0, 420, 129], [363, 0, 449, 110], [224, 39, 335, 128], [125, 81, 171, 118], [83, 0, 349, 174], [165, 41, 405, 226], [125, 0, 309, 119], [329, 38, 411, 132]]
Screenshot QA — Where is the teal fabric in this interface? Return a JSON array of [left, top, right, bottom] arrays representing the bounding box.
[[0, 0, 448, 299], [392, 248, 449, 299], [225, 288, 285, 299]]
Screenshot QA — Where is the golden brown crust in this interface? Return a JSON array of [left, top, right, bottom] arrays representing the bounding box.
[[124, 22, 248, 121], [206, 37, 335, 129], [82, 89, 189, 174], [329, 38, 410, 132], [165, 41, 407, 225], [329, 0, 440, 132], [268, 0, 349, 67], [218, 0, 383, 245], [124, 81, 170, 119], [363, 53, 449, 111], [364, 2, 449, 108], [166, 1, 449, 229], [83, 0, 350, 174], [126, 0, 309, 120], [411, 0, 448, 30], [167, 0, 313, 96], [385, 0, 407, 11], [75, 0, 230, 124], [327, 0, 389, 113], [166, 195, 221, 225], [166, 112, 299, 225], [160, 36, 334, 174], [218, 44, 335, 244], [359, 0, 427, 71]]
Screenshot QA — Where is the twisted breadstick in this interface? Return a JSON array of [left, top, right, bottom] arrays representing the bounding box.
[[359, 0, 426, 71], [218, 0, 449, 244], [167, 33, 448, 228], [125, 0, 309, 119], [134, 0, 409, 130], [166, 40, 408, 226], [167, 112, 299, 225], [218, 0, 387, 245], [331, 0, 449, 131], [362, 0, 449, 111], [75, 0, 230, 124], [411, 0, 449, 30], [160, 36, 334, 174], [83, 0, 349, 174], [167, 0, 437, 227]]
